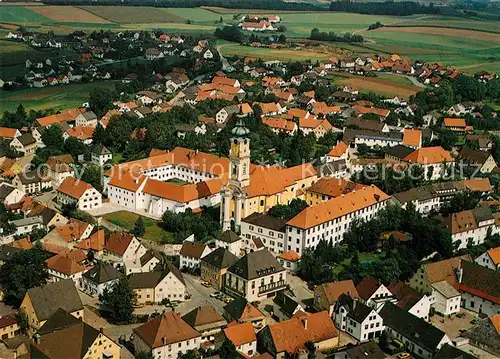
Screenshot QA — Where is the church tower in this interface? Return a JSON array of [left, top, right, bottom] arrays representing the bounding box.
[[221, 111, 250, 232]]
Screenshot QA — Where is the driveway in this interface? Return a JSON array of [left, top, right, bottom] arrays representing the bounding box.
[[287, 274, 314, 306], [430, 309, 477, 339]]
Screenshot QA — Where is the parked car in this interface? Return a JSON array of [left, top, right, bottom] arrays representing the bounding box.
[[210, 292, 220, 298], [396, 353, 410, 359], [201, 282, 211, 288]]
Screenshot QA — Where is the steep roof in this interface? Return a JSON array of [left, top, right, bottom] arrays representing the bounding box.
[[444, 117, 466, 128], [0, 127, 19, 139], [27, 279, 84, 322], [182, 305, 226, 330], [75, 230, 106, 252], [133, 312, 200, 348], [345, 341, 387, 359], [307, 178, 364, 198], [224, 321, 256, 346], [402, 129, 422, 148], [434, 343, 477, 359], [458, 147, 491, 164], [34, 308, 104, 359], [201, 247, 238, 270], [424, 255, 471, 286], [385, 144, 415, 159], [347, 301, 373, 323], [327, 141, 348, 157], [228, 249, 285, 280], [143, 177, 223, 203], [287, 185, 389, 229], [180, 241, 207, 259], [45, 253, 86, 276], [379, 302, 447, 352], [388, 280, 425, 311], [56, 177, 94, 199], [318, 280, 359, 305], [216, 230, 241, 244], [403, 146, 453, 164], [279, 251, 300, 262], [55, 219, 92, 243], [487, 246, 500, 265], [223, 297, 265, 321], [82, 262, 122, 284], [263, 311, 338, 355], [273, 292, 300, 317], [356, 276, 382, 301], [128, 266, 184, 289], [104, 232, 135, 256], [458, 260, 500, 304]]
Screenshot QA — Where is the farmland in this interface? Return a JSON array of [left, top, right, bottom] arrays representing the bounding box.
[[81, 6, 186, 24], [29, 6, 112, 24], [332, 72, 422, 99], [0, 82, 116, 113]]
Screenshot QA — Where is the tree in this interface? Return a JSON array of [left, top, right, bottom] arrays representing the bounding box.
[[80, 164, 103, 192], [41, 125, 64, 150], [268, 199, 308, 220], [15, 310, 28, 334], [64, 137, 88, 160], [132, 217, 146, 237], [89, 86, 115, 118], [217, 339, 238, 359], [135, 352, 154, 359], [0, 244, 50, 305], [100, 277, 134, 323], [214, 25, 244, 42]]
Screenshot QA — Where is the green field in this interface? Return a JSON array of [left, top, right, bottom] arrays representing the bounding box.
[[0, 82, 116, 113], [103, 210, 174, 243], [219, 42, 334, 61], [0, 6, 52, 22], [81, 6, 186, 24]]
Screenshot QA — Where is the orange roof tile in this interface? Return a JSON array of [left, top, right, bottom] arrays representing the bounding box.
[[254, 102, 280, 114], [56, 177, 93, 199], [8, 237, 33, 250], [0, 127, 19, 139], [36, 108, 84, 127], [287, 109, 309, 119], [143, 177, 223, 203], [75, 230, 105, 252], [212, 76, 239, 87], [287, 185, 389, 229], [298, 117, 332, 131], [403, 146, 453, 165], [444, 118, 466, 128], [46, 253, 86, 275], [491, 314, 500, 335], [318, 280, 359, 304], [352, 105, 390, 118], [279, 251, 301, 262], [105, 232, 135, 256], [311, 102, 341, 115], [262, 117, 296, 132], [487, 247, 500, 265], [327, 141, 348, 157], [55, 219, 92, 243], [464, 178, 492, 193], [266, 312, 338, 355], [65, 126, 95, 140], [403, 129, 422, 148], [425, 255, 471, 286], [224, 321, 256, 347], [308, 178, 364, 198]]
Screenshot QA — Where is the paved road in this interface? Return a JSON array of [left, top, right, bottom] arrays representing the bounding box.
[[381, 71, 426, 88]]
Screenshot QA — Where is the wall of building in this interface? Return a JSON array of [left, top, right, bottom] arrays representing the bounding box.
[[461, 292, 500, 317]]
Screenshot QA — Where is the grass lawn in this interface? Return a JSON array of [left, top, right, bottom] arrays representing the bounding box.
[[103, 210, 174, 243], [0, 82, 117, 114], [0, 6, 52, 22]]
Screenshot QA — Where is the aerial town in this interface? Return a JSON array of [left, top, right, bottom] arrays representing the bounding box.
[[0, 1, 499, 359]]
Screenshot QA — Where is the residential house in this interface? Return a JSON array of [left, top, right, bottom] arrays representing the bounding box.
[[240, 213, 286, 255], [430, 280, 461, 316], [75, 111, 98, 127], [224, 249, 287, 302], [133, 312, 201, 359], [214, 230, 243, 257], [216, 104, 252, 125], [91, 145, 112, 166], [125, 249, 162, 275], [457, 147, 497, 174], [257, 311, 339, 357], [388, 280, 432, 320], [475, 246, 500, 270], [81, 262, 123, 297], [0, 315, 20, 340], [402, 129, 422, 149], [56, 177, 102, 211], [223, 297, 266, 330], [384, 145, 415, 162], [10, 134, 37, 155], [45, 156, 75, 187], [182, 305, 227, 342], [200, 247, 238, 290], [278, 251, 301, 273], [356, 276, 394, 311], [314, 280, 359, 316], [104, 232, 147, 265], [180, 241, 212, 270], [0, 127, 21, 141], [305, 178, 364, 206], [325, 141, 349, 163], [379, 302, 451, 359], [45, 249, 87, 287], [12, 171, 52, 194], [442, 117, 472, 133], [434, 343, 477, 359], [217, 321, 256, 357], [462, 314, 500, 357], [74, 229, 106, 256], [272, 292, 305, 321], [8, 216, 44, 237], [128, 264, 186, 304], [403, 146, 454, 181], [20, 279, 84, 331], [333, 341, 388, 359], [439, 206, 496, 250], [333, 294, 384, 342], [0, 183, 24, 206]]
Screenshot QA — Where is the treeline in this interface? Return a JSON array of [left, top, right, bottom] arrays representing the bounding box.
[[42, 0, 321, 11], [310, 28, 363, 43], [329, 0, 440, 16]]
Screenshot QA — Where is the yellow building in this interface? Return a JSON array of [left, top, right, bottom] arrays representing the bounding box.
[[200, 247, 239, 290], [221, 117, 318, 231], [33, 308, 120, 359], [0, 315, 20, 340], [20, 279, 84, 332]]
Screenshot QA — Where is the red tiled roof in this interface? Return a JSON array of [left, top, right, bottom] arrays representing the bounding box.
[[56, 177, 93, 199]]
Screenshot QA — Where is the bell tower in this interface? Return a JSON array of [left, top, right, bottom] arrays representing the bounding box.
[[229, 114, 250, 188]]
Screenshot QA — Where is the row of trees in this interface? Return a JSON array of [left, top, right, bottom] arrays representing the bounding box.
[[310, 28, 363, 43], [329, 0, 440, 16]]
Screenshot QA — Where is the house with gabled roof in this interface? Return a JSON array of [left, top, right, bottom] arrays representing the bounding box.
[[223, 297, 266, 330], [124, 249, 162, 275], [9, 133, 37, 155], [356, 276, 394, 311], [217, 321, 257, 357], [180, 240, 212, 270], [128, 263, 186, 304], [104, 231, 147, 264], [45, 249, 87, 286], [214, 230, 243, 257], [81, 262, 122, 297], [314, 280, 359, 315], [20, 279, 84, 332], [258, 311, 339, 356], [273, 292, 304, 321], [200, 247, 238, 290], [388, 280, 431, 320], [182, 305, 227, 342], [133, 312, 201, 358], [475, 246, 500, 271], [56, 177, 102, 211], [224, 249, 286, 302], [380, 302, 451, 359]]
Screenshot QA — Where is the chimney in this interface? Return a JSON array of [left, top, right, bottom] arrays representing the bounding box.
[[162, 336, 167, 345]]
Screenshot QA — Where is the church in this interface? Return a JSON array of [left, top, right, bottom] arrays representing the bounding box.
[[220, 115, 318, 231]]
